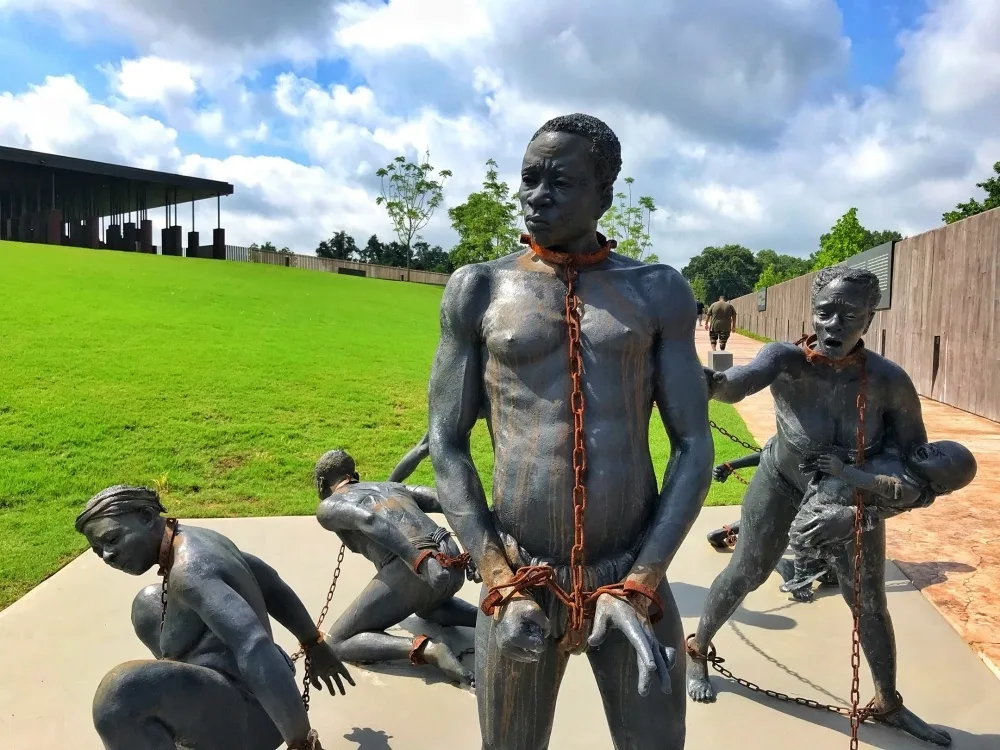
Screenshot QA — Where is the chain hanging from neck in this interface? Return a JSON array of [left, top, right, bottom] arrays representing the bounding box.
[[157, 517, 179, 632]]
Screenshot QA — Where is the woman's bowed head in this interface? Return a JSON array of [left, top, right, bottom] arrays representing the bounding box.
[[76, 485, 168, 575]]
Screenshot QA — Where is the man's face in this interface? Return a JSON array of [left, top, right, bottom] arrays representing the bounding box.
[[811, 279, 873, 359], [83, 513, 160, 575], [518, 131, 609, 248]]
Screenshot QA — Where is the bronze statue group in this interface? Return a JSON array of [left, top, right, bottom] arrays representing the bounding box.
[[76, 114, 977, 749]]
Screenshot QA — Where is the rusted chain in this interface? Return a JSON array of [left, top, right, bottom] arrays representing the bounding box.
[[293, 542, 346, 711]]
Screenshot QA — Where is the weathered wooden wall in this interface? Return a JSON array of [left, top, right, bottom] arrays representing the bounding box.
[[238, 250, 452, 286], [731, 207, 1000, 422]]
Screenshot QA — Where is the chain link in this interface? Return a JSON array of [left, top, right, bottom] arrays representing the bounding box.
[[565, 267, 589, 641], [292, 542, 347, 711], [709, 419, 762, 454], [849, 355, 869, 749]]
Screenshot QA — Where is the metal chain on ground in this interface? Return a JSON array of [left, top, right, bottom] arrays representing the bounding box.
[[293, 542, 347, 711]]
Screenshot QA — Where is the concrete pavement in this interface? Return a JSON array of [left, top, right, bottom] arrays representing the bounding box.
[[2, 511, 999, 749]]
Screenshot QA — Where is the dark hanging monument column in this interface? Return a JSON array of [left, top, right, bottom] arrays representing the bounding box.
[[186, 196, 199, 258], [212, 194, 225, 260]]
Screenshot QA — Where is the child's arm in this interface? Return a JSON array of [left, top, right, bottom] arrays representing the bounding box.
[[816, 455, 924, 507], [712, 452, 760, 482]]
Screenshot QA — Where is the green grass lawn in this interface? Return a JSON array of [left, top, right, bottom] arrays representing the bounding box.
[[0, 241, 758, 609]]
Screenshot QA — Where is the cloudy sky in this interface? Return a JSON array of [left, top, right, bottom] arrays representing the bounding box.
[[0, 0, 997, 269]]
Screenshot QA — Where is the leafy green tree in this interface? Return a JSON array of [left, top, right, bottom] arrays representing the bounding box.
[[412, 240, 453, 273], [250, 241, 292, 255], [811, 208, 902, 270], [599, 177, 657, 261], [376, 151, 452, 280], [943, 161, 1000, 224], [316, 231, 359, 260], [753, 249, 812, 290], [448, 158, 520, 267], [359, 235, 384, 264], [681, 244, 761, 301]]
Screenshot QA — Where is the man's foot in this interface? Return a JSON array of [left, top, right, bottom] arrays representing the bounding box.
[[424, 641, 475, 687], [686, 643, 717, 703], [875, 704, 951, 746], [707, 526, 736, 549]]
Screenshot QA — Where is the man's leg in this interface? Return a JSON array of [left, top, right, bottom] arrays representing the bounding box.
[[589, 579, 686, 749], [688, 468, 799, 702], [93, 660, 278, 750], [709, 331, 718, 350], [418, 595, 480, 628], [475, 589, 569, 750], [832, 524, 951, 745], [719, 330, 730, 351], [326, 558, 473, 684]]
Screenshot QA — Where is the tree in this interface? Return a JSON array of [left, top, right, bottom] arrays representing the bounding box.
[[599, 177, 657, 261], [811, 208, 901, 270], [375, 151, 452, 280], [943, 161, 1000, 224], [250, 241, 292, 255], [360, 235, 385, 265], [316, 231, 359, 260], [412, 240, 453, 274], [753, 249, 812, 290], [681, 244, 761, 302], [448, 158, 520, 268]]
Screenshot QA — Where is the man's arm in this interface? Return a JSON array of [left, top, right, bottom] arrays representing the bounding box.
[[173, 566, 312, 745], [405, 485, 443, 514], [243, 553, 321, 647], [724, 453, 761, 471], [387, 431, 430, 483], [710, 341, 795, 403], [316, 498, 422, 569], [427, 265, 514, 591], [628, 270, 714, 589]]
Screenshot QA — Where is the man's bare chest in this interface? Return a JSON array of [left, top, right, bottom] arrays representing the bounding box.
[[482, 276, 654, 365]]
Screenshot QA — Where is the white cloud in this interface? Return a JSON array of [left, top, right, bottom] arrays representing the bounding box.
[[110, 56, 199, 104], [0, 0, 998, 271]]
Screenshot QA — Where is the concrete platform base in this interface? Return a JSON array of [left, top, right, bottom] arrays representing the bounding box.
[[1, 509, 998, 749]]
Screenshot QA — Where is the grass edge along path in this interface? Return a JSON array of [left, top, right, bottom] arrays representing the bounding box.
[[0, 241, 757, 609]]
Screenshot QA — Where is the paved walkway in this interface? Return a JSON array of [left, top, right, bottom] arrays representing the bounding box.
[[699, 328, 1000, 678], [2, 513, 999, 748]]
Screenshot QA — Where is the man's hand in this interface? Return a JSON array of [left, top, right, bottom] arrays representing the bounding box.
[[816, 454, 845, 476], [415, 556, 451, 594], [307, 638, 356, 696], [495, 598, 550, 663], [703, 367, 723, 399], [588, 594, 675, 697], [795, 506, 855, 549], [712, 463, 733, 483]]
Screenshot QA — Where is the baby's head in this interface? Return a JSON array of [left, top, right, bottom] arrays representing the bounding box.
[[907, 441, 977, 495]]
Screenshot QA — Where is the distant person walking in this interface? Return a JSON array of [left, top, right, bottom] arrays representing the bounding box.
[[705, 295, 737, 351], [696, 300, 705, 327]]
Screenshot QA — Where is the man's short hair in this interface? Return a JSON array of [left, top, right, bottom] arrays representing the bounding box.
[[531, 113, 622, 188], [314, 449, 357, 495], [812, 266, 881, 311]]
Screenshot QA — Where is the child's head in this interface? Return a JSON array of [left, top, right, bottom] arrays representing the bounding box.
[[907, 441, 977, 495]]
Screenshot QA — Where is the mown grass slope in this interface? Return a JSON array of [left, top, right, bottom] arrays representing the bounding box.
[[0, 241, 757, 608]]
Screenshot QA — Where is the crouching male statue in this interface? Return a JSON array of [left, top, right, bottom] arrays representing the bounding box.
[[313, 449, 478, 686], [77, 485, 354, 750], [427, 113, 714, 749]]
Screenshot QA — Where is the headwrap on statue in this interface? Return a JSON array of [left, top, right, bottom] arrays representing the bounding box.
[[75, 485, 167, 533]]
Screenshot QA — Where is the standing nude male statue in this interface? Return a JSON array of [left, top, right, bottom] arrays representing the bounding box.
[[313, 449, 477, 686], [428, 113, 714, 749], [686, 266, 952, 746], [76, 485, 353, 750]]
